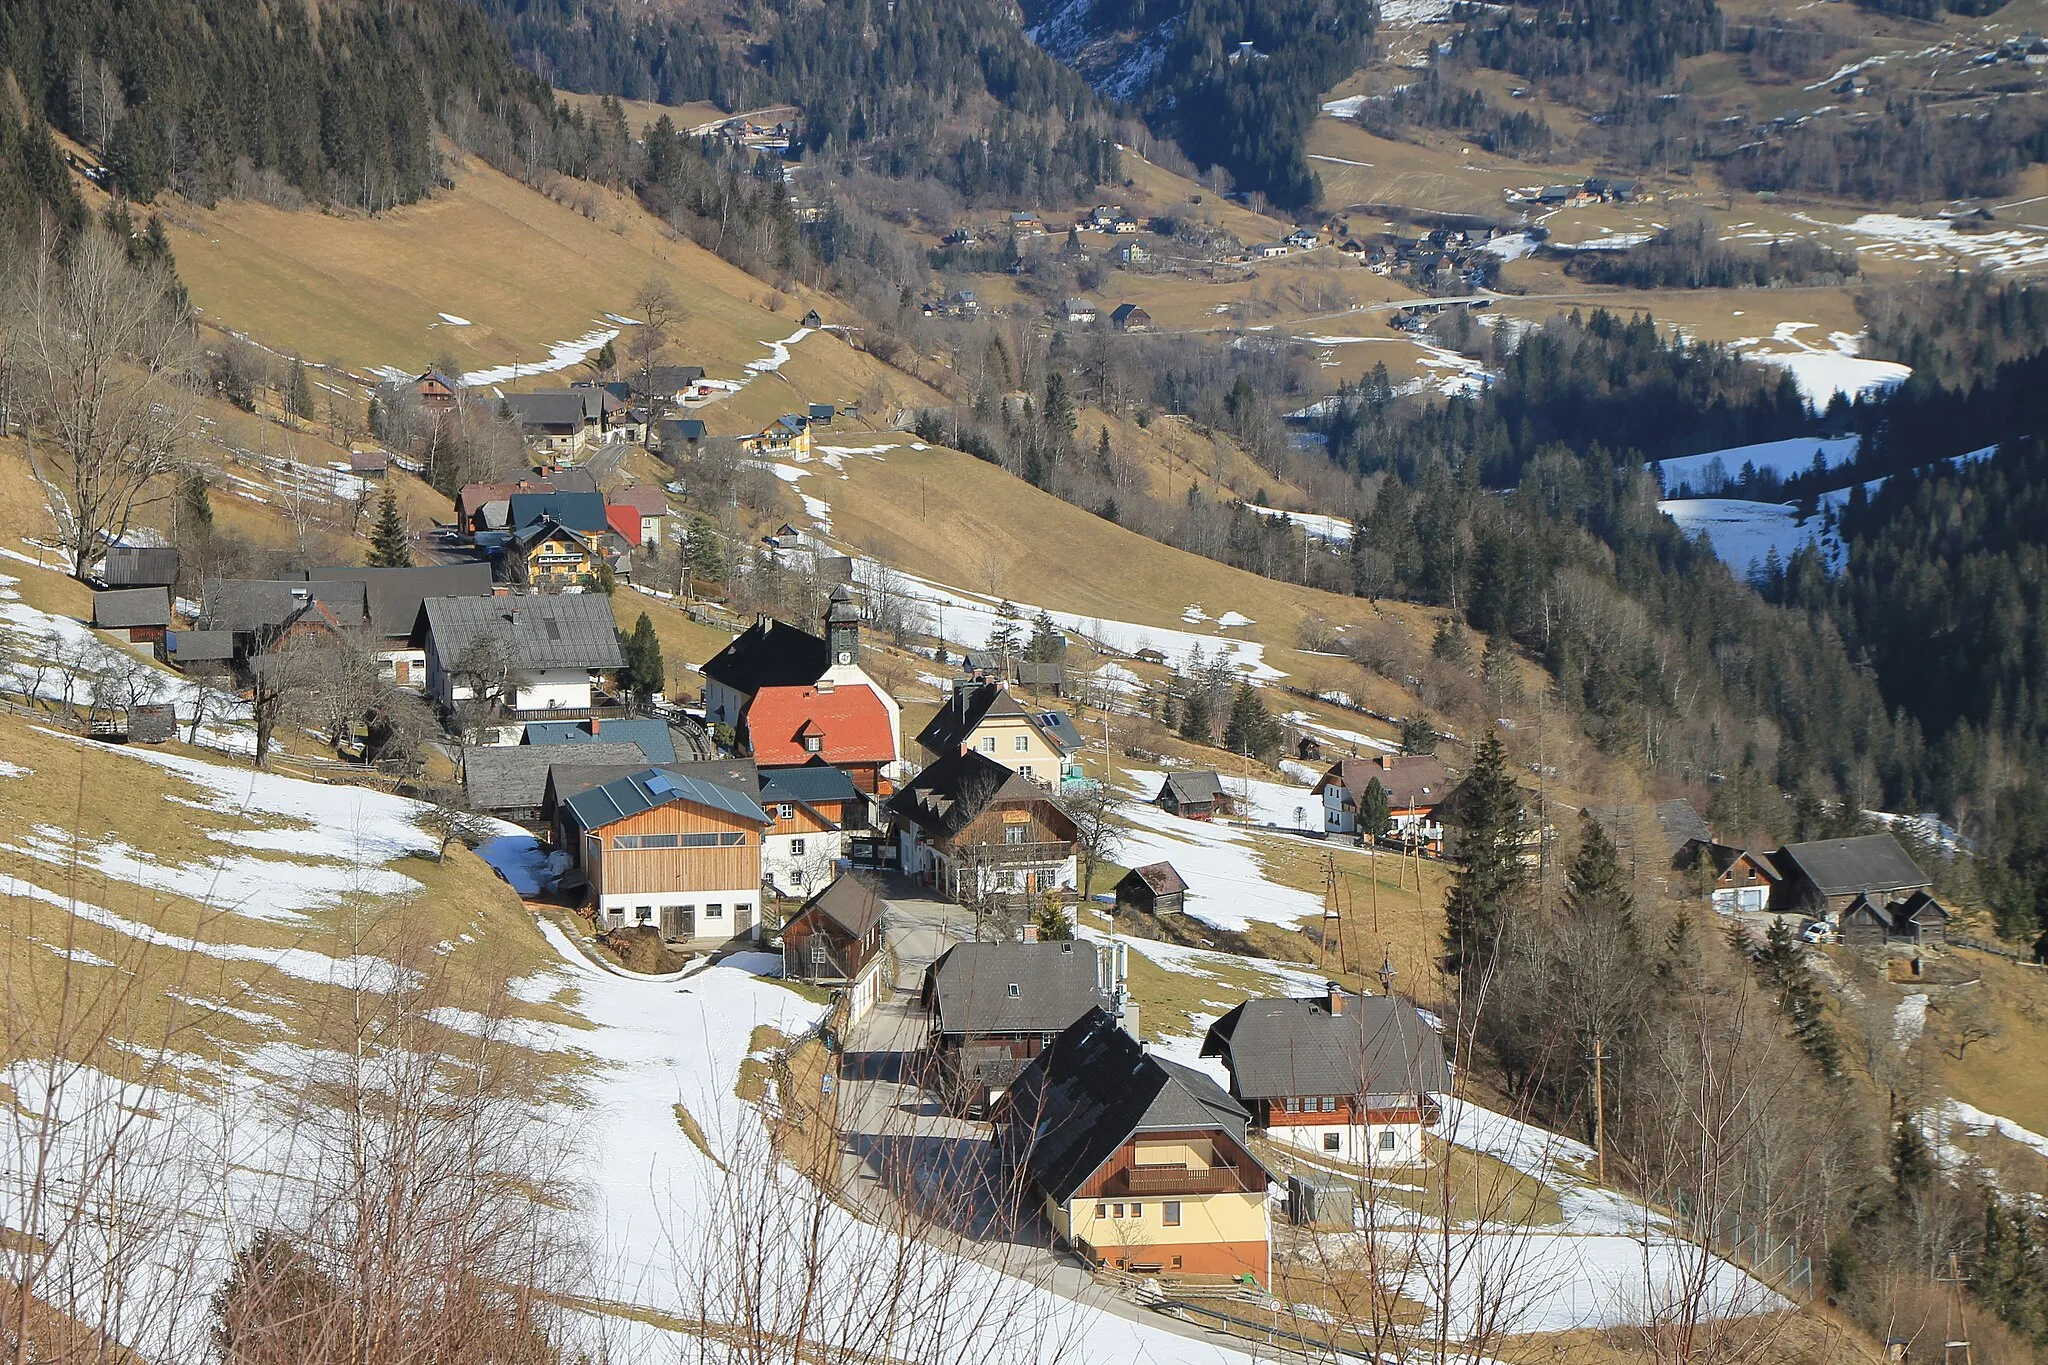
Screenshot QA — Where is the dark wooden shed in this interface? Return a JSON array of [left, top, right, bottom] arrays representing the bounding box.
[[1115, 861, 1188, 916]]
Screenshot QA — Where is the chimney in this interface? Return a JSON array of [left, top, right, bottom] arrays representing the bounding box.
[[1326, 981, 1345, 1015], [589, 717, 600, 734]]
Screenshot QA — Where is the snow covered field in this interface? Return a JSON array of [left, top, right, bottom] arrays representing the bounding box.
[[1114, 770, 1324, 932], [1657, 498, 1840, 577], [1654, 435, 1861, 494], [1734, 324, 1909, 408]]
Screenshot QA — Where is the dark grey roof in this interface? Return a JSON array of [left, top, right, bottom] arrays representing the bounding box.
[[463, 741, 651, 812], [500, 390, 599, 431], [202, 579, 368, 634], [1122, 861, 1188, 896], [758, 762, 861, 806], [561, 767, 770, 833], [540, 758, 760, 824], [636, 365, 706, 397], [422, 595, 623, 671], [1158, 770, 1226, 806], [1035, 711, 1085, 750], [508, 491, 609, 533], [701, 617, 829, 695], [1586, 798, 1712, 858], [792, 872, 886, 940], [997, 1008, 1256, 1203], [1201, 992, 1449, 1105], [301, 563, 495, 640], [916, 679, 1027, 755], [923, 941, 1109, 1037], [887, 749, 1066, 839], [1777, 833, 1928, 898], [92, 587, 172, 629], [547, 467, 600, 493], [167, 630, 235, 662], [101, 546, 179, 587]]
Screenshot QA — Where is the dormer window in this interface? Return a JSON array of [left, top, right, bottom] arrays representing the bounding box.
[[1007, 983, 1021, 997], [804, 735, 822, 753]]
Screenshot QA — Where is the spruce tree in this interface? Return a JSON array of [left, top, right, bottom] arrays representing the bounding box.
[[622, 613, 664, 701], [1178, 686, 1213, 744], [1360, 777, 1392, 843], [1564, 810, 1634, 930], [1026, 610, 1063, 662], [367, 487, 412, 567], [1223, 681, 1280, 759], [1035, 900, 1074, 941], [1400, 714, 1438, 755], [285, 356, 314, 425], [684, 515, 725, 582], [989, 600, 1022, 663], [1442, 731, 1527, 975]]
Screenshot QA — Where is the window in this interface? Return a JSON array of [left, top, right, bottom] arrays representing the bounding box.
[[1130, 1203, 1142, 1219], [1018, 765, 1034, 780], [778, 803, 796, 820], [1320, 1096, 1336, 1112], [636, 905, 654, 922], [1324, 1132, 1342, 1153], [804, 735, 823, 753], [1170, 1256, 1183, 1269], [1004, 826, 1027, 845], [1015, 734, 1030, 752], [1112, 1203, 1124, 1219], [616, 832, 747, 849], [1006, 983, 1021, 998], [983, 736, 997, 752], [788, 837, 806, 857], [706, 904, 724, 919], [1379, 1130, 1398, 1151], [1162, 1202, 1181, 1227], [1095, 1203, 1107, 1219]]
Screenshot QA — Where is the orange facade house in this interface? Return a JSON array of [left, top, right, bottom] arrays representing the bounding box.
[[996, 1009, 1273, 1284], [558, 768, 772, 950]]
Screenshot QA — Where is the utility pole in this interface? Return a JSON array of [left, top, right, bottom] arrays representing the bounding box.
[[1590, 1034, 1608, 1184], [1319, 852, 1349, 975], [1941, 1250, 1974, 1365]]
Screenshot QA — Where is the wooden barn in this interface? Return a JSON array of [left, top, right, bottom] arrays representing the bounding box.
[[1115, 861, 1188, 916]]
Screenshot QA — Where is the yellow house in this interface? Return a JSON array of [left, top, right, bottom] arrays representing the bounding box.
[[915, 679, 1075, 787], [742, 413, 813, 457], [995, 1009, 1273, 1284], [511, 517, 607, 590]]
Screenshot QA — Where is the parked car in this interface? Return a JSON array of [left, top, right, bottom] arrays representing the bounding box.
[[1799, 919, 1838, 945]]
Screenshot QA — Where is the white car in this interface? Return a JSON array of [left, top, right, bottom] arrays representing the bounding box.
[[1799, 919, 1838, 945]]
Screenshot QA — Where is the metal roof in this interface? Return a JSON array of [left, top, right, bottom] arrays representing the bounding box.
[[421, 594, 624, 672], [790, 872, 886, 940], [561, 767, 770, 833], [301, 563, 494, 640], [1158, 770, 1226, 806], [1201, 992, 1449, 1105], [524, 718, 678, 764], [1777, 833, 1929, 897], [166, 630, 236, 661], [922, 941, 1108, 1037], [101, 545, 179, 587], [757, 762, 862, 805], [92, 587, 172, 629], [202, 579, 367, 634], [507, 491, 609, 533], [500, 390, 599, 430]]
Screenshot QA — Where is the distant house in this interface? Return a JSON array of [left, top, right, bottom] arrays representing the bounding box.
[[801, 309, 823, 328], [92, 587, 173, 647], [1156, 770, 1230, 821], [656, 417, 707, 454], [608, 485, 670, 547], [501, 390, 602, 459], [455, 479, 556, 535], [508, 490, 610, 537], [1009, 212, 1047, 238], [806, 402, 836, 427], [781, 872, 887, 990], [421, 594, 624, 739], [630, 365, 706, 407], [1111, 214, 1141, 235], [922, 939, 1112, 1110], [526, 716, 678, 764], [1313, 754, 1451, 847], [1255, 242, 1291, 259], [506, 516, 614, 590], [916, 680, 1077, 786], [199, 578, 371, 664], [1115, 861, 1187, 916], [1285, 229, 1319, 249], [1584, 177, 1640, 203], [1110, 242, 1149, 266], [164, 630, 235, 675], [1064, 298, 1100, 324], [462, 740, 652, 824], [743, 413, 813, 456], [889, 749, 1080, 902], [100, 546, 180, 589], [1109, 303, 1152, 332], [558, 767, 771, 949], [298, 563, 496, 687], [1841, 889, 1950, 949], [1770, 833, 1930, 918], [1675, 840, 1779, 914], [995, 1008, 1273, 1284], [348, 448, 390, 479], [1202, 986, 1448, 1168]]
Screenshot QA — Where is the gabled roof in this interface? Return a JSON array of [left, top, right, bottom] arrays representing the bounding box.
[[1677, 839, 1778, 881], [1201, 992, 1449, 1105], [1777, 833, 1928, 898], [421, 594, 623, 671], [1314, 755, 1452, 812], [1157, 770, 1226, 806], [202, 579, 368, 634], [508, 491, 609, 534], [561, 767, 769, 833], [501, 390, 600, 431], [702, 617, 829, 695], [1897, 888, 1949, 924], [917, 679, 1030, 755], [458, 480, 555, 523], [1034, 711, 1086, 752], [101, 546, 180, 588], [634, 364, 706, 396], [745, 682, 895, 768], [1123, 861, 1188, 896], [166, 630, 235, 661], [93, 586, 172, 629], [605, 504, 643, 548], [1110, 303, 1148, 322], [463, 740, 651, 812], [758, 761, 862, 806], [541, 758, 760, 824], [887, 749, 1071, 840], [923, 941, 1109, 1037], [301, 563, 495, 641], [998, 1008, 1256, 1204], [608, 484, 669, 516], [525, 718, 678, 764], [791, 873, 886, 941]]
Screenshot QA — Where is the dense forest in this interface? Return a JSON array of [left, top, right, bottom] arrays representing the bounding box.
[[1563, 220, 1858, 290], [1461, 0, 1722, 88], [0, 0, 548, 212], [1724, 96, 2048, 202]]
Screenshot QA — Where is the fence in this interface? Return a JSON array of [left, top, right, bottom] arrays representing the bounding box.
[[1674, 1200, 1814, 1300], [1953, 934, 2040, 965]]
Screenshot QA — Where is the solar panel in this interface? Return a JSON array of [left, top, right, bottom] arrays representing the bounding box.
[[543, 618, 562, 641], [645, 772, 676, 796]]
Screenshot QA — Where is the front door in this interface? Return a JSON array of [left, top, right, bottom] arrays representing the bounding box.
[[661, 905, 695, 940]]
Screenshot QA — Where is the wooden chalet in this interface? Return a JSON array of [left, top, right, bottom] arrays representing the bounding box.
[[888, 749, 1079, 903], [1115, 862, 1187, 916], [1676, 840, 1779, 914], [921, 939, 1111, 1111], [781, 872, 886, 986], [1155, 770, 1229, 821], [1771, 833, 1930, 917]]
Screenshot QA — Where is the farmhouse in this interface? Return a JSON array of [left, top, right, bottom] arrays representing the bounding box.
[[501, 390, 602, 459], [1064, 298, 1099, 324], [1312, 754, 1451, 846], [558, 767, 771, 949], [996, 1008, 1273, 1284], [744, 414, 814, 456], [1202, 986, 1448, 1167], [421, 594, 624, 740], [461, 740, 652, 824], [921, 939, 1112, 1110], [298, 562, 496, 686], [1770, 833, 1930, 918], [1110, 242, 1149, 266], [889, 749, 1079, 902], [1114, 861, 1187, 916], [608, 485, 670, 546], [505, 516, 614, 590], [916, 679, 1075, 786], [1156, 770, 1230, 820], [1676, 840, 1779, 914], [1110, 303, 1152, 332], [92, 587, 173, 646]]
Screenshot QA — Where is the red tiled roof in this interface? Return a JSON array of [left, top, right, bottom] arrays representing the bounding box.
[[605, 503, 643, 547], [744, 683, 896, 768]]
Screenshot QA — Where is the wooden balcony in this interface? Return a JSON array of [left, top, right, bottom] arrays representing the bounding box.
[[1106, 1163, 1262, 1197], [968, 840, 1073, 865]]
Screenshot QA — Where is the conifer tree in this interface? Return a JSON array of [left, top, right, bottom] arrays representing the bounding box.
[[1178, 685, 1213, 744], [1442, 731, 1527, 975], [1223, 681, 1281, 759], [989, 600, 1022, 664], [1564, 810, 1634, 931], [1400, 714, 1438, 755], [1035, 900, 1074, 941], [286, 356, 314, 425], [367, 487, 412, 567], [621, 612, 664, 701], [1360, 776, 1392, 844], [1026, 610, 1063, 662]]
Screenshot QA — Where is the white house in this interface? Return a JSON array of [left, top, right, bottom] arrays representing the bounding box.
[[422, 594, 625, 744]]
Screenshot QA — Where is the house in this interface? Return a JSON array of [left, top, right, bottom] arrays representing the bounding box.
[[1435, 770, 1541, 865], [888, 748, 1079, 903], [922, 939, 1113, 1110], [391, 370, 460, 413], [100, 546, 179, 589], [164, 630, 235, 675], [1110, 242, 1149, 266], [1115, 861, 1187, 916], [1841, 889, 1950, 949], [501, 390, 602, 459], [631, 365, 707, 406], [298, 563, 496, 687], [1110, 303, 1152, 333], [199, 579, 371, 664], [781, 872, 887, 988], [1285, 229, 1319, 249], [916, 679, 1075, 787], [742, 679, 898, 799], [558, 767, 771, 949], [508, 490, 611, 537], [605, 504, 643, 551], [1009, 212, 1047, 238], [1536, 185, 1576, 205], [1676, 840, 1779, 914], [1201, 985, 1448, 1168], [462, 740, 651, 825], [539, 758, 759, 848], [1111, 213, 1141, 235], [759, 761, 866, 895], [743, 414, 813, 456], [1585, 798, 1712, 874], [608, 486, 670, 547], [1770, 833, 1930, 918], [995, 1008, 1272, 1284], [1064, 299, 1100, 324], [506, 516, 615, 590], [1313, 754, 1451, 847], [456, 479, 557, 536], [700, 588, 904, 785], [92, 587, 173, 646], [1156, 770, 1230, 821], [1255, 242, 1291, 259], [656, 417, 707, 454], [421, 594, 624, 740], [526, 716, 679, 764], [801, 309, 823, 328], [1584, 177, 1640, 203], [348, 448, 390, 480]]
